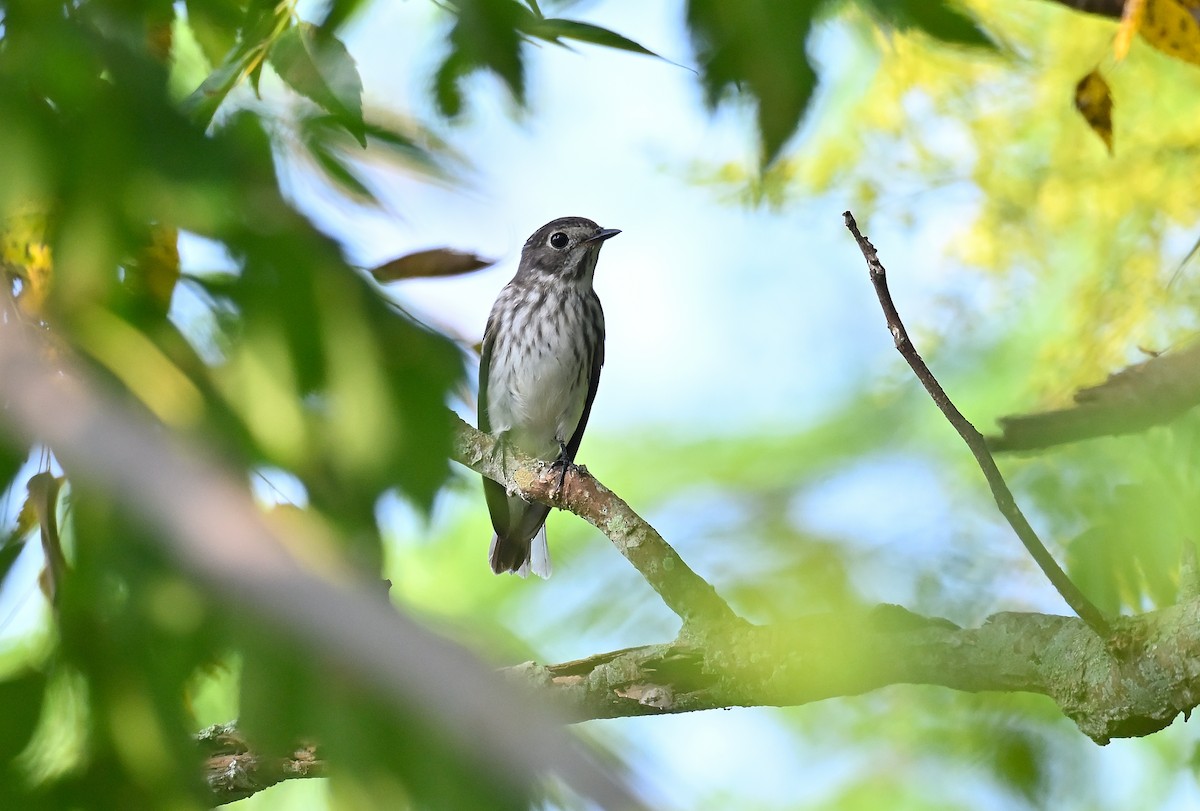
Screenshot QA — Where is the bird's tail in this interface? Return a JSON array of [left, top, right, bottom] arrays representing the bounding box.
[[488, 526, 552, 578]]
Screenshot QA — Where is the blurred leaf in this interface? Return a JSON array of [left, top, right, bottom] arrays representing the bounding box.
[[990, 725, 1046, 802], [184, 0, 243, 67], [370, 249, 494, 282], [57, 495, 224, 808], [181, 0, 290, 126], [123, 223, 182, 320], [146, 7, 176, 64], [2, 206, 54, 322], [1074, 68, 1114, 154], [435, 0, 527, 117], [0, 670, 47, 763], [1140, 0, 1200, 66], [299, 112, 453, 187], [27, 472, 67, 605], [318, 0, 373, 35], [858, 0, 994, 47], [180, 42, 260, 127], [239, 631, 531, 810], [525, 17, 663, 57], [686, 0, 818, 165], [303, 133, 379, 203], [269, 22, 366, 146]]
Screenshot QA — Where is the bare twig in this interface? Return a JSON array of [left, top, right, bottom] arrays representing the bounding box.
[[453, 416, 746, 634], [842, 211, 1110, 637]]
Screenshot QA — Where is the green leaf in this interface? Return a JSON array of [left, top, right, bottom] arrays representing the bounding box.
[[318, 0, 372, 35], [526, 18, 663, 58], [180, 44, 259, 127], [306, 137, 379, 203], [434, 49, 471, 117], [858, 0, 994, 48], [181, 0, 292, 126], [0, 670, 46, 764], [686, 0, 819, 165], [434, 0, 527, 116], [269, 22, 367, 146], [184, 0, 243, 67]]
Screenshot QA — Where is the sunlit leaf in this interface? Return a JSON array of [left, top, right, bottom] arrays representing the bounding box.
[[370, 249, 494, 282], [269, 22, 366, 146]]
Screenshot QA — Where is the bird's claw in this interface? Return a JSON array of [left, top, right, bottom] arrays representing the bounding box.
[[549, 440, 571, 498]]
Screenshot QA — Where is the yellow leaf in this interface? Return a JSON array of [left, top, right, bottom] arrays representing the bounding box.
[[1074, 68, 1114, 153], [1140, 0, 1200, 66], [2, 206, 53, 320]]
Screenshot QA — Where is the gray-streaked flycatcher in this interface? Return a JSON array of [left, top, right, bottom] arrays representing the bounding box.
[[478, 216, 620, 577]]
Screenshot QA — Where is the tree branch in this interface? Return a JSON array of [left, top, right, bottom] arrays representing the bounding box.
[[198, 724, 326, 804], [842, 211, 1111, 638], [202, 595, 1200, 799], [452, 416, 746, 634], [511, 600, 1199, 744]]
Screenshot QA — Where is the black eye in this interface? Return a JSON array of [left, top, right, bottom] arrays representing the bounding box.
[[549, 232, 569, 249]]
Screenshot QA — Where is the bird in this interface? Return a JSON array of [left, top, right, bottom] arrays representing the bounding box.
[[478, 217, 620, 577]]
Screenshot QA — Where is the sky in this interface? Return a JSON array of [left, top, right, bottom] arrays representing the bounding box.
[[288, 0, 900, 435]]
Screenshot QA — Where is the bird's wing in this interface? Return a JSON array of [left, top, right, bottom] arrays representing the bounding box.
[[563, 320, 604, 462], [478, 314, 510, 534], [478, 313, 495, 434]]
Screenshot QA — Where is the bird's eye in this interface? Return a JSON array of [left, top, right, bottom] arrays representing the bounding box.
[[549, 232, 569, 249]]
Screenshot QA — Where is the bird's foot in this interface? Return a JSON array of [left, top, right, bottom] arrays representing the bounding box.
[[548, 441, 571, 499]]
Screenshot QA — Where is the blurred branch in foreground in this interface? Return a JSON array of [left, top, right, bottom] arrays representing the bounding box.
[[0, 296, 636, 811]]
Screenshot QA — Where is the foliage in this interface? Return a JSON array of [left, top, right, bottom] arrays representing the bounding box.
[[2, 0, 1200, 809]]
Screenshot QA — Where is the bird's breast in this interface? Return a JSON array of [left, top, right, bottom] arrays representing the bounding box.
[[485, 285, 602, 456]]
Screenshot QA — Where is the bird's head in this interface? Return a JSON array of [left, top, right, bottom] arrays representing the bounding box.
[[518, 217, 620, 285]]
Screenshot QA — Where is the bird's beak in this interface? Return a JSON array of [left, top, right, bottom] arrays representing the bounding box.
[[586, 228, 621, 244]]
